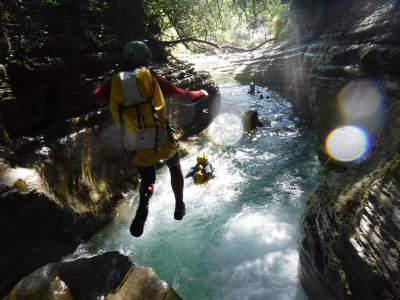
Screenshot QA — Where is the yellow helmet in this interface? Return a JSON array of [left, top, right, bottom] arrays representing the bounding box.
[[197, 153, 208, 163]]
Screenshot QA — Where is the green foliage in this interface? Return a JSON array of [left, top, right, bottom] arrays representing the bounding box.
[[272, 0, 335, 42], [13, 179, 29, 193], [272, 10, 292, 41], [1, 0, 293, 59], [41, 0, 60, 6], [144, 0, 288, 50]]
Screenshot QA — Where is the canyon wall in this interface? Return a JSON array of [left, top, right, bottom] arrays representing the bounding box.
[[231, 0, 400, 299]]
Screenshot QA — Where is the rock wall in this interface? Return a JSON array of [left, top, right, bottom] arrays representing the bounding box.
[[230, 0, 400, 299]]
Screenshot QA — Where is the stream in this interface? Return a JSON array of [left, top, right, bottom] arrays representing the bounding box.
[[64, 69, 320, 300]]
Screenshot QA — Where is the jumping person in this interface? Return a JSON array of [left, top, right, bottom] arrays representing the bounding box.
[[97, 41, 209, 237]]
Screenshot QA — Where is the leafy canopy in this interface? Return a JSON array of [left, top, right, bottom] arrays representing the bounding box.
[[143, 0, 289, 51]]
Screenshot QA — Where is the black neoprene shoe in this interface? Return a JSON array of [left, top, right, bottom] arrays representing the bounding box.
[[174, 202, 186, 220], [130, 204, 148, 237]]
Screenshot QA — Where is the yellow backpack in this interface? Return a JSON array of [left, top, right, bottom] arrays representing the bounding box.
[[109, 67, 178, 167], [242, 110, 253, 133]]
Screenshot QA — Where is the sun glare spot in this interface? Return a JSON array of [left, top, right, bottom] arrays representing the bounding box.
[[338, 79, 381, 120], [208, 112, 243, 145], [326, 125, 371, 162]]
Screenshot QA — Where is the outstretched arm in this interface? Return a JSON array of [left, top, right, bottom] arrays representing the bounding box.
[[92, 72, 209, 105], [185, 168, 196, 178], [152, 73, 208, 104], [92, 77, 112, 104]]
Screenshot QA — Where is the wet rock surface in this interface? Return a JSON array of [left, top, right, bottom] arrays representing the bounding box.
[[4, 251, 182, 300]]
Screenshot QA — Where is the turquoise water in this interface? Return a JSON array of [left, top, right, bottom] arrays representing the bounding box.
[[64, 74, 319, 300]]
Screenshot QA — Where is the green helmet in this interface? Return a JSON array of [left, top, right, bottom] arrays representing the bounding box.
[[123, 41, 152, 59]]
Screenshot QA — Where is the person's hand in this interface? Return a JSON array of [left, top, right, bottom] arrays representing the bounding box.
[[200, 90, 209, 100], [184, 90, 209, 105]]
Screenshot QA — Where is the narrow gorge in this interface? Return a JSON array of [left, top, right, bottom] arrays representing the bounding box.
[[1, 0, 400, 299]]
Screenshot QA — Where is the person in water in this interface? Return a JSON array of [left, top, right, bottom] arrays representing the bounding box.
[[93, 41, 209, 237], [242, 108, 263, 133], [185, 153, 215, 185], [248, 82, 256, 95]]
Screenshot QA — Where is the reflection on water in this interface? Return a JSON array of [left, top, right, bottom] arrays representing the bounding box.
[[64, 74, 319, 300]]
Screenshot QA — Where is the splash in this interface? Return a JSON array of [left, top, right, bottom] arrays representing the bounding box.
[[208, 112, 243, 145], [325, 125, 371, 162]]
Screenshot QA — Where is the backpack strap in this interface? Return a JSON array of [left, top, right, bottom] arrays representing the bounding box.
[[118, 103, 126, 136], [118, 103, 127, 157], [118, 103, 136, 160]]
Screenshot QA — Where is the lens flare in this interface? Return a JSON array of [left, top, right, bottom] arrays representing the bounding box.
[[208, 112, 243, 145], [338, 79, 381, 120], [325, 126, 370, 162]]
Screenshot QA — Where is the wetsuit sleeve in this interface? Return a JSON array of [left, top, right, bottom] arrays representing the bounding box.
[[92, 77, 112, 104], [152, 73, 207, 103]]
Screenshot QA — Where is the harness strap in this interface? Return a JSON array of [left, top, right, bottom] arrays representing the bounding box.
[[135, 105, 144, 131], [148, 97, 161, 152]]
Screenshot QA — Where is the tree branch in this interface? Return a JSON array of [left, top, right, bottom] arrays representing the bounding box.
[[153, 37, 276, 53], [156, 37, 225, 51], [221, 38, 276, 52]]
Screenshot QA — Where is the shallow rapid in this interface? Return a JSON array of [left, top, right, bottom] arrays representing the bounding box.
[[64, 73, 319, 300]]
